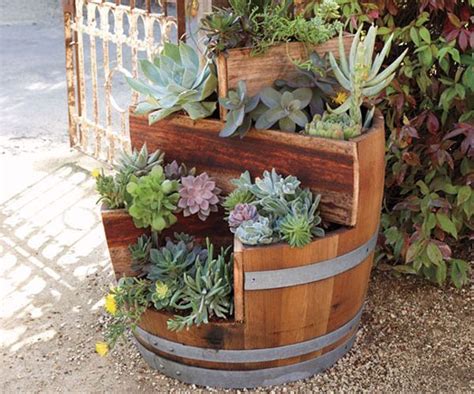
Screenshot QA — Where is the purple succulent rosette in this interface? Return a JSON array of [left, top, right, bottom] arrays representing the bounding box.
[[228, 203, 259, 233], [178, 173, 221, 221]]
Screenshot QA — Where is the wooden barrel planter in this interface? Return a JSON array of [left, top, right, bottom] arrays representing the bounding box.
[[124, 110, 385, 388], [216, 35, 353, 119]]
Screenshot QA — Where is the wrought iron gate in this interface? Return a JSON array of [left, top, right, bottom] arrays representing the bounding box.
[[63, 0, 188, 162]]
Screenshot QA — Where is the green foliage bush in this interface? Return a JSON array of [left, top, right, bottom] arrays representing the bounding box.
[[336, 0, 473, 287]]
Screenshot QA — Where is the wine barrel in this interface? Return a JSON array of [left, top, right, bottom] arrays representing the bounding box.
[[125, 113, 385, 388]]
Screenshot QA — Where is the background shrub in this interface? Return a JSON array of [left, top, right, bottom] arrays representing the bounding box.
[[335, 0, 473, 287]]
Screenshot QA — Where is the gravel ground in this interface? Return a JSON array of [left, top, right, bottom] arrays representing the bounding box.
[[0, 149, 472, 393]]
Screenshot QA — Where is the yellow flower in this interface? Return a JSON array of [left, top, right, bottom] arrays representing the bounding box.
[[155, 281, 169, 300], [104, 293, 117, 315], [91, 168, 101, 178], [95, 341, 109, 357], [333, 90, 349, 105]]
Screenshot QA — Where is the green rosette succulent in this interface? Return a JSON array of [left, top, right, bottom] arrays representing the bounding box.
[[126, 166, 180, 231], [256, 87, 312, 132], [305, 112, 361, 140], [126, 42, 217, 124]]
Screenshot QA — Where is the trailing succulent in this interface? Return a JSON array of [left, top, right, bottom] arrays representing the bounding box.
[[224, 169, 325, 248], [126, 166, 180, 231], [178, 173, 222, 221], [127, 42, 217, 124], [306, 25, 407, 140]]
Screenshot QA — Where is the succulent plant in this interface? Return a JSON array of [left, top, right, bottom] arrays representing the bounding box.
[[115, 144, 165, 177], [129, 234, 154, 275], [275, 52, 337, 117], [127, 42, 217, 124], [235, 216, 276, 245], [305, 111, 361, 140], [164, 160, 196, 181], [126, 166, 180, 231], [222, 188, 256, 214], [328, 25, 408, 130], [219, 81, 260, 138], [147, 237, 207, 283], [167, 241, 233, 331], [95, 169, 131, 209], [178, 173, 222, 221], [255, 87, 312, 132], [251, 169, 301, 201], [228, 203, 259, 233]]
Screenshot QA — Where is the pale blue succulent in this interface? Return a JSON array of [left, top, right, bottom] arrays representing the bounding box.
[[235, 216, 276, 246]]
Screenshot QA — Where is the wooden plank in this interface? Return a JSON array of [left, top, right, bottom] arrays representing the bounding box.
[[129, 113, 358, 226], [218, 35, 353, 101], [233, 239, 245, 322]]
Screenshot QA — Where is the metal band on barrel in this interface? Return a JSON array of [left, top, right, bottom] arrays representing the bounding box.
[[135, 331, 357, 389], [245, 231, 378, 290], [134, 307, 362, 363]]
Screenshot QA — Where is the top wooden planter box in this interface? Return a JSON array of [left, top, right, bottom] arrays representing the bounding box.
[[216, 35, 353, 119]]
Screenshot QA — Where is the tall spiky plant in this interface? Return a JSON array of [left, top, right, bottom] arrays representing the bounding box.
[[328, 25, 408, 130]]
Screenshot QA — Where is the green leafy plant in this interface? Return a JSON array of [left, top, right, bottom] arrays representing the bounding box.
[[255, 0, 342, 53], [126, 166, 180, 231], [336, 1, 473, 287], [95, 169, 131, 209], [222, 188, 256, 214], [256, 87, 312, 132], [127, 42, 217, 124], [219, 81, 260, 138]]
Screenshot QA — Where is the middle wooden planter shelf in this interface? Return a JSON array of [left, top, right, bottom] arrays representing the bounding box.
[[98, 110, 385, 388]]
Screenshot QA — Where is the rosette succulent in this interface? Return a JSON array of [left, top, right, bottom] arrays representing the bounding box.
[[126, 166, 180, 231], [219, 81, 260, 138], [178, 173, 222, 221], [116, 144, 165, 177], [256, 87, 312, 132], [235, 216, 275, 245], [228, 203, 259, 233], [222, 188, 256, 214], [305, 112, 361, 140], [164, 160, 196, 181], [127, 42, 217, 124]]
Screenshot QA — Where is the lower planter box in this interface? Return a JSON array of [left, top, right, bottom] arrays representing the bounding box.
[[101, 206, 231, 279]]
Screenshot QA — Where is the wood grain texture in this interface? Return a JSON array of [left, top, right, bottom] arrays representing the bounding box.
[[101, 207, 232, 279], [217, 35, 353, 119], [129, 113, 358, 226]]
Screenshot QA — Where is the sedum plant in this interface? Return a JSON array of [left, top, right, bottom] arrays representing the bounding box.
[[327, 25, 408, 133], [178, 173, 222, 221], [127, 42, 217, 124], [305, 112, 361, 140], [126, 166, 180, 231], [219, 81, 260, 138], [256, 87, 312, 132]]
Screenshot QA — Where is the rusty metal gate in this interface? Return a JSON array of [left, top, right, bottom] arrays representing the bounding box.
[[62, 0, 191, 162]]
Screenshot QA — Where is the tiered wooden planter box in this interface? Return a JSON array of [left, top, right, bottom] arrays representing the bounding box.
[[99, 111, 385, 388], [99, 35, 383, 388]]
